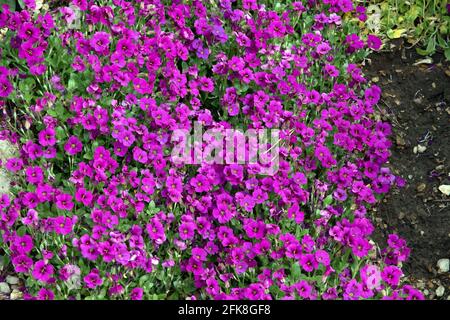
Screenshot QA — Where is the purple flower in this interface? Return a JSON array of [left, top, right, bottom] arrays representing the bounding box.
[[64, 136, 83, 155], [131, 288, 144, 300], [54, 216, 74, 235], [75, 187, 93, 206], [367, 34, 382, 51], [25, 166, 44, 185], [245, 283, 265, 299], [191, 247, 207, 261], [37, 288, 55, 300], [299, 254, 318, 273], [179, 222, 196, 240], [5, 158, 24, 172], [84, 269, 103, 289], [381, 266, 402, 286], [12, 254, 33, 273], [38, 128, 57, 147], [295, 280, 313, 299], [32, 260, 54, 283], [90, 31, 110, 53], [133, 146, 148, 164], [0, 76, 13, 98], [55, 193, 74, 211], [12, 234, 34, 254], [196, 46, 210, 60]]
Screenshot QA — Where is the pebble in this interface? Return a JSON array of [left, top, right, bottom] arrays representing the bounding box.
[[417, 183, 426, 192], [438, 185, 450, 196], [0, 282, 11, 295], [416, 281, 425, 289], [413, 145, 427, 154], [6, 276, 19, 285], [10, 289, 23, 300], [437, 259, 449, 273], [413, 58, 433, 66], [436, 286, 445, 297]]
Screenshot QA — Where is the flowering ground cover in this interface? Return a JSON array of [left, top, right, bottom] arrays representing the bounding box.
[[0, 0, 426, 300]]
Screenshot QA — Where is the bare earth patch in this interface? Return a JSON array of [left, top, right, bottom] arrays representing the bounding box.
[[366, 40, 450, 299]]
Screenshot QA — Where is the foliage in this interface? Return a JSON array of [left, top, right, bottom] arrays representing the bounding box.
[[361, 0, 450, 59]]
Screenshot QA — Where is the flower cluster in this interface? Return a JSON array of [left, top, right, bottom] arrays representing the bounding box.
[[0, 0, 423, 300]]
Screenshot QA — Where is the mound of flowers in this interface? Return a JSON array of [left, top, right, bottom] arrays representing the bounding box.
[[0, 0, 424, 300]]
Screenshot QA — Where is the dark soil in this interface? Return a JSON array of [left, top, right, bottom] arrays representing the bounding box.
[[366, 41, 450, 291]]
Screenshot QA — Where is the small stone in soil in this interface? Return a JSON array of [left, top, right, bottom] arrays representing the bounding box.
[[413, 145, 427, 154], [0, 282, 11, 295], [10, 289, 23, 300], [438, 185, 450, 196], [417, 183, 426, 192], [5, 276, 19, 285], [437, 259, 449, 273], [413, 96, 423, 104], [436, 286, 445, 297]]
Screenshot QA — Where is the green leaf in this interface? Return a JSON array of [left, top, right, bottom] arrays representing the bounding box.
[[416, 36, 437, 56], [405, 5, 420, 22], [168, 292, 179, 300], [139, 275, 149, 287], [323, 194, 333, 207], [269, 284, 284, 298], [182, 278, 197, 294], [0, 255, 10, 271], [17, 225, 27, 236], [97, 288, 107, 299], [67, 75, 78, 92], [426, 37, 436, 53], [437, 35, 448, 49], [445, 48, 450, 61], [387, 28, 407, 39], [55, 126, 66, 141], [291, 263, 301, 280]]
